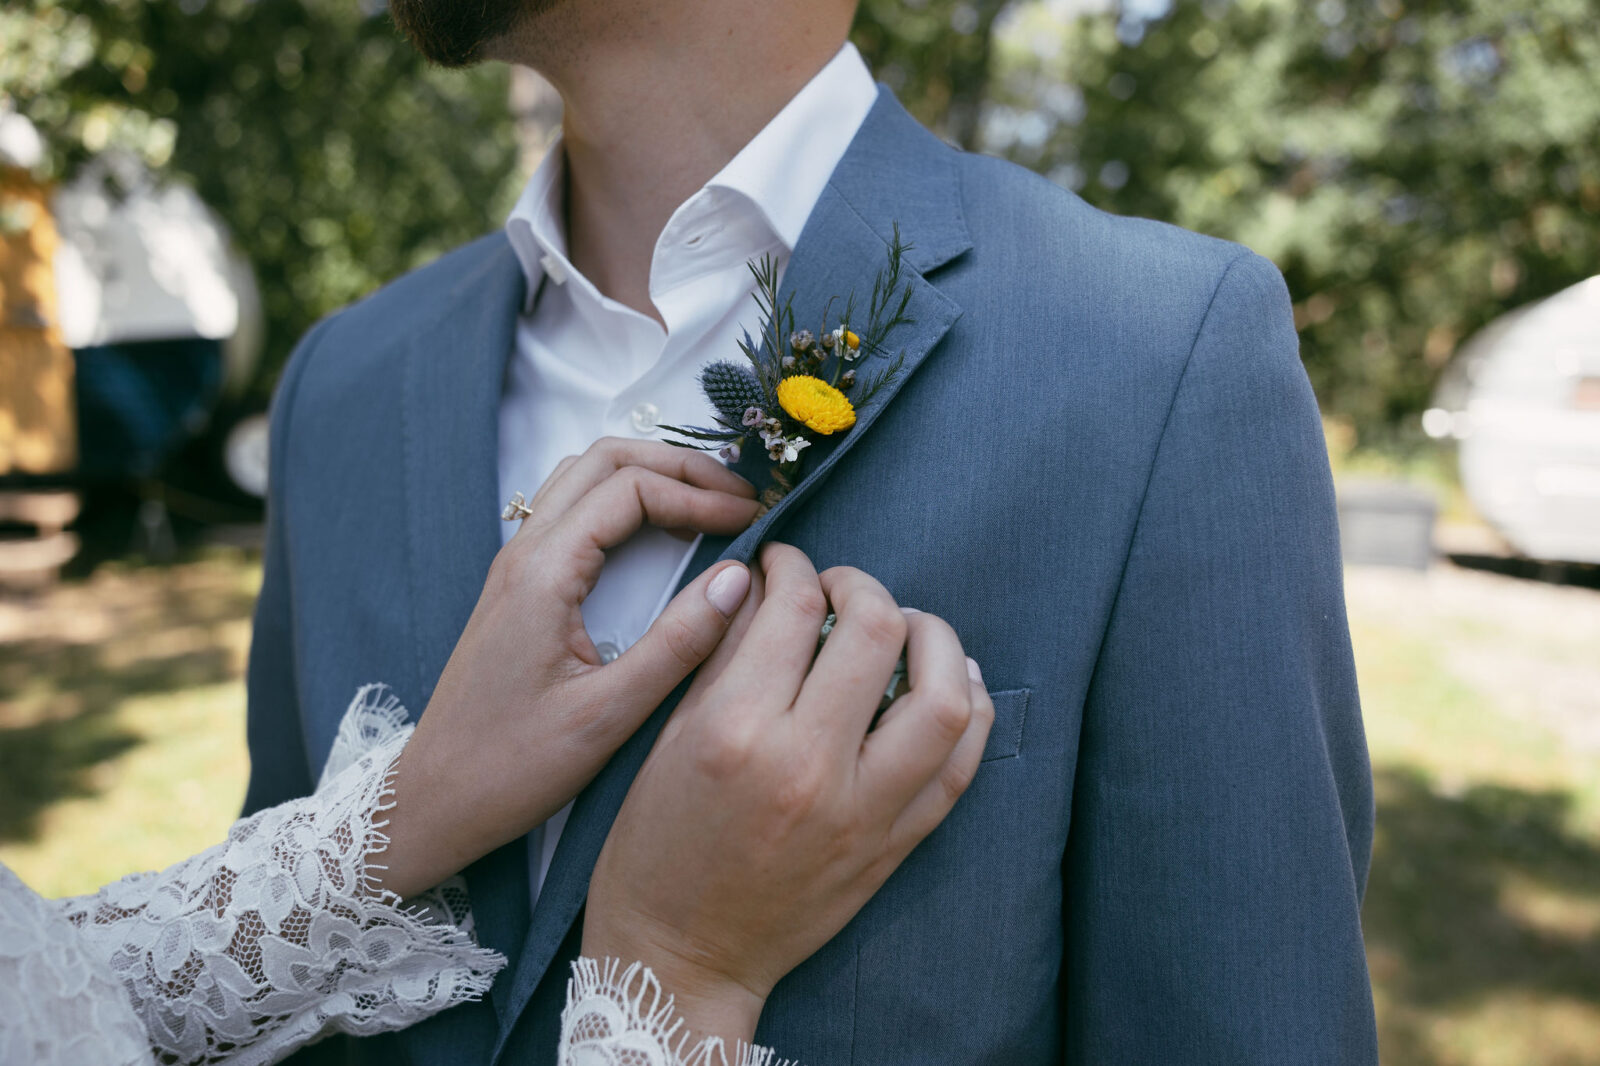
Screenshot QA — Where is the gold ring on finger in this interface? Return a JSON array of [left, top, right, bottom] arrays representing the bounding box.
[[501, 491, 534, 521]]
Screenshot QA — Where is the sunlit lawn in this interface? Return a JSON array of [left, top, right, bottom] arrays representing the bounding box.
[[1, 549, 1597, 1066], [0, 550, 254, 897], [1348, 566, 1600, 1066]]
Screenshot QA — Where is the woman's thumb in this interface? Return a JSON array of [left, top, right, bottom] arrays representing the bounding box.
[[608, 562, 750, 702]]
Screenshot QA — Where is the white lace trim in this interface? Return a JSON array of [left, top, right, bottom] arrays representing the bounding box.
[[0, 865, 150, 1066], [561, 957, 794, 1066], [317, 684, 413, 787], [49, 684, 505, 1066], [3, 686, 803, 1066]]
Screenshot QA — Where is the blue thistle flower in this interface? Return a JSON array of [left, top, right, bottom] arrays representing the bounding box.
[[699, 361, 766, 426]]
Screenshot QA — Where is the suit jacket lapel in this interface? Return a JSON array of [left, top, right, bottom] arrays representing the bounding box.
[[717, 195, 965, 562], [398, 235, 534, 1007], [492, 90, 972, 1050]]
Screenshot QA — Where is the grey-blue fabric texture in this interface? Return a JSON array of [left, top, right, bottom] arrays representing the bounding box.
[[245, 87, 1378, 1064]]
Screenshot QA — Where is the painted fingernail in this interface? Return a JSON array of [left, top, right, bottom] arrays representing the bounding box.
[[706, 564, 751, 618], [966, 657, 983, 684]]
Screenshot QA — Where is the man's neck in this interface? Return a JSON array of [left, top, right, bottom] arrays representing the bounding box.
[[492, 0, 855, 319]]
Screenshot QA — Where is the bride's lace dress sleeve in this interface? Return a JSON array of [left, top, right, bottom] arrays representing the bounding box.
[[3, 684, 802, 1066], [41, 684, 504, 1066], [560, 957, 794, 1066]]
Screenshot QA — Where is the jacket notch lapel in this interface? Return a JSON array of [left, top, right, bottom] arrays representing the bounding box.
[[400, 238, 525, 706], [713, 87, 973, 558], [717, 185, 966, 563], [398, 236, 534, 1003]]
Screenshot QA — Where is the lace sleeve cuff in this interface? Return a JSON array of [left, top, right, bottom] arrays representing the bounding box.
[[57, 685, 505, 1066], [561, 957, 794, 1066]]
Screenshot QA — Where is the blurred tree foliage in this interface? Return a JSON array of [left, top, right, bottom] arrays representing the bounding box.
[[987, 0, 1600, 440], [5, 0, 1597, 438], [853, 0, 1012, 147], [1, 0, 520, 400]]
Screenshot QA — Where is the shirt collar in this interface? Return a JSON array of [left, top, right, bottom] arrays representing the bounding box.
[[702, 41, 877, 252], [505, 42, 878, 313], [505, 144, 570, 311]]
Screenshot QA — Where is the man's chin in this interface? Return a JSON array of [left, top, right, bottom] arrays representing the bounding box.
[[389, 0, 542, 69]]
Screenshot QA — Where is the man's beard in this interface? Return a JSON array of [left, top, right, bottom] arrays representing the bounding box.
[[389, 0, 559, 68]]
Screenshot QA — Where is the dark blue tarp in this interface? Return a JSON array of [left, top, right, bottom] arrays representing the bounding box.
[[73, 337, 222, 480]]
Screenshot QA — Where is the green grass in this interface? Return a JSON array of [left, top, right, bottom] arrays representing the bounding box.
[[1355, 617, 1600, 1066], [2, 550, 1597, 1065], [0, 549, 255, 897]]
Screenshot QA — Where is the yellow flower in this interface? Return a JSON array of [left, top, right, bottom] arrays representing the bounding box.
[[844, 330, 860, 350], [777, 375, 856, 435]]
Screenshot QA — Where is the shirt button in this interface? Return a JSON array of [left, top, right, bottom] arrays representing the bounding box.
[[538, 252, 569, 286], [630, 402, 659, 433], [595, 641, 620, 664]]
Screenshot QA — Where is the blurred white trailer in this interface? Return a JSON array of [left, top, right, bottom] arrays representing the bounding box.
[[1425, 276, 1600, 564]]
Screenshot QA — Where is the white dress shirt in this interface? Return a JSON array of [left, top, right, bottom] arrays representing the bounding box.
[[498, 42, 879, 910]]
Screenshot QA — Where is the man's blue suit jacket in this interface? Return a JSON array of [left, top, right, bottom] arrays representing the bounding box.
[[245, 88, 1378, 1064]]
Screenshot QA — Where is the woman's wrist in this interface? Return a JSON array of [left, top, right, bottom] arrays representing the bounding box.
[[648, 965, 765, 1051], [580, 926, 767, 1048], [370, 740, 480, 899]]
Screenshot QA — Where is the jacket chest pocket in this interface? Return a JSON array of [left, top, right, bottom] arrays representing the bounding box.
[[981, 687, 1032, 762]]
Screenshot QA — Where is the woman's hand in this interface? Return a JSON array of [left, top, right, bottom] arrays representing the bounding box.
[[582, 542, 994, 1046], [377, 438, 763, 898]]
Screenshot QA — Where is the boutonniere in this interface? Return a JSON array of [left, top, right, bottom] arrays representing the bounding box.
[[662, 226, 915, 509]]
